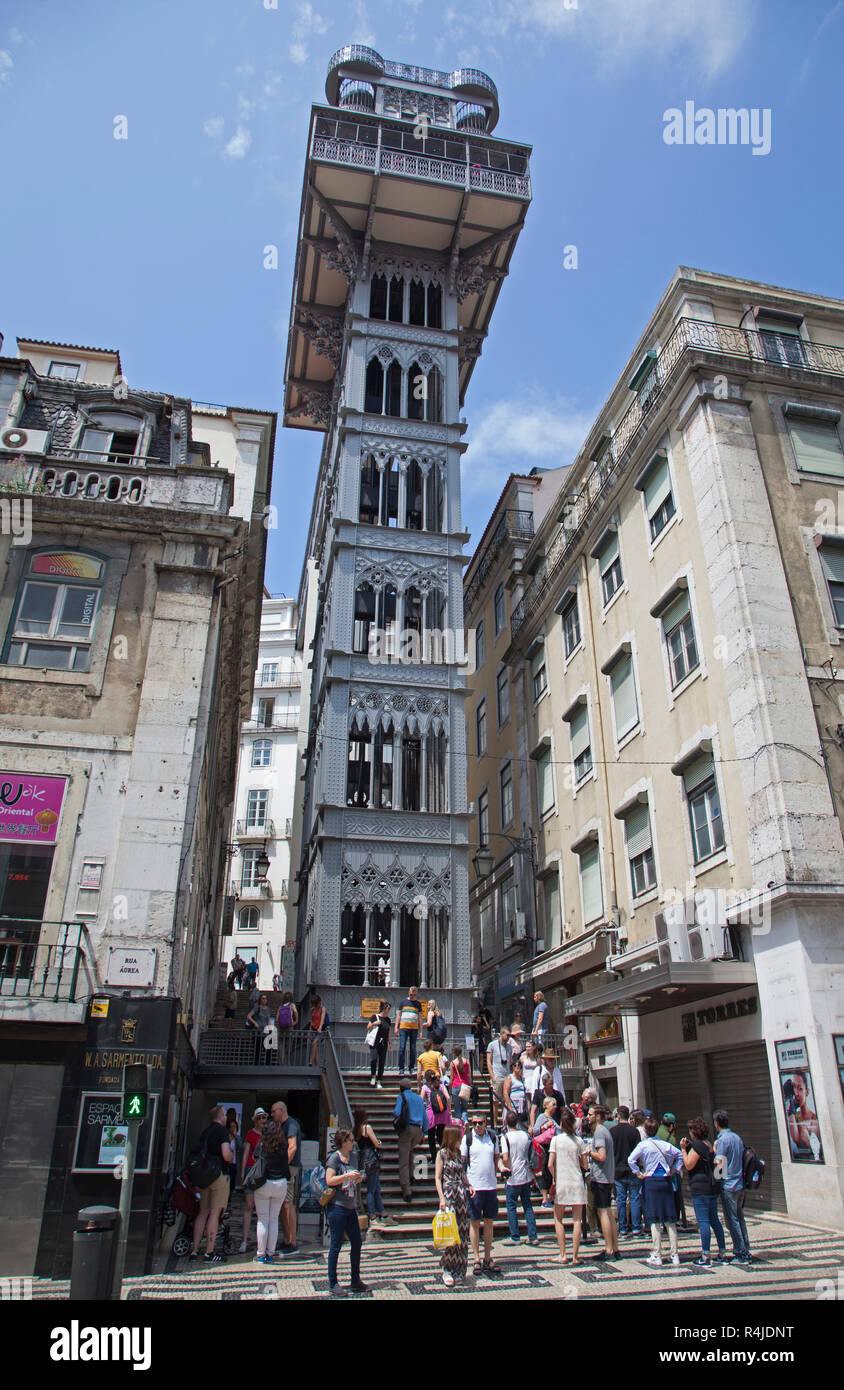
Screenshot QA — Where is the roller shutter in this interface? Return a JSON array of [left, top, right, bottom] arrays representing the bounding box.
[[708, 1042, 785, 1214], [649, 1055, 702, 1150]]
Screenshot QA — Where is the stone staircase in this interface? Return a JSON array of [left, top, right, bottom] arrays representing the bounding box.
[[209, 972, 283, 1027], [344, 1071, 573, 1244]]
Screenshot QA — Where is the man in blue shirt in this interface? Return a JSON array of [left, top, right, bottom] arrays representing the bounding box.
[[531, 991, 548, 1044], [394, 1078, 428, 1203], [714, 1110, 752, 1264]]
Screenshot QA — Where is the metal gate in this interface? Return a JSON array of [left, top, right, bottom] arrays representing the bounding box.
[[708, 1043, 785, 1214], [648, 1055, 701, 1145]]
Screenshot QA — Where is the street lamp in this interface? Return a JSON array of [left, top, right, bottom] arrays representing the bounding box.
[[255, 846, 271, 881]]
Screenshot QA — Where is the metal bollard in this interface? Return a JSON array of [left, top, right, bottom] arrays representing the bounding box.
[[69, 1205, 121, 1300]]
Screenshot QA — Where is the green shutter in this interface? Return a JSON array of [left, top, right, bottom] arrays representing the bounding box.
[[570, 704, 590, 760], [611, 655, 638, 737], [625, 802, 652, 858], [544, 875, 561, 943], [644, 458, 672, 516], [683, 751, 714, 794], [530, 642, 546, 677], [598, 531, 619, 574], [789, 418, 844, 477], [537, 748, 555, 814], [661, 588, 691, 633], [580, 846, 603, 924], [820, 546, 844, 584]]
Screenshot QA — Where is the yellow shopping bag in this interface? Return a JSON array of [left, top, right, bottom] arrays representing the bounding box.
[[432, 1208, 460, 1249]]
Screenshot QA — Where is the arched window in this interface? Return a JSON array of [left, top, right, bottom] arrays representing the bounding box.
[[251, 739, 272, 767], [3, 549, 106, 672], [405, 460, 423, 528], [238, 906, 260, 931], [427, 366, 444, 422], [380, 456, 399, 526], [399, 906, 420, 987], [427, 282, 443, 329], [377, 584, 398, 649], [388, 275, 404, 322], [408, 278, 426, 326], [402, 733, 421, 812], [353, 583, 376, 653], [369, 274, 388, 319], [364, 357, 384, 414], [340, 904, 366, 984], [425, 586, 447, 632], [427, 729, 448, 813], [385, 359, 402, 416], [359, 454, 379, 524], [426, 464, 445, 532], [347, 728, 371, 806], [374, 725, 394, 808], [404, 586, 423, 643], [407, 361, 426, 422]]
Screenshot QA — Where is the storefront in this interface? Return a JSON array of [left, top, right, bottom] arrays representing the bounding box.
[[0, 771, 67, 979]]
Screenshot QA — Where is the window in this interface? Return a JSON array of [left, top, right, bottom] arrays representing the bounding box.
[[496, 667, 510, 726], [475, 619, 485, 669], [476, 698, 487, 755], [257, 698, 275, 729], [478, 788, 490, 847], [607, 650, 639, 740], [757, 314, 805, 367], [624, 802, 656, 898], [260, 662, 278, 685], [494, 583, 506, 635], [479, 893, 493, 962], [3, 550, 105, 672], [683, 753, 725, 863], [639, 455, 676, 541], [543, 872, 562, 950], [578, 844, 603, 925], [536, 745, 555, 817], [530, 641, 548, 702], [819, 545, 844, 626], [562, 595, 580, 658], [79, 413, 141, 463], [787, 415, 844, 478], [595, 531, 623, 606], [48, 361, 80, 380], [251, 739, 272, 768], [0, 369, 20, 416], [500, 762, 514, 828], [568, 702, 592, 784], [500, 878, 517, 950], [246, 789, 269, 828], [241, 848, 266, 887], [661, 590, 699, 688], [238, 907, 260, 931]]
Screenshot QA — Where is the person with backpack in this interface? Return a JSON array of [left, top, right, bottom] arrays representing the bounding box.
[[353, 1107, 390, 1227], [435, 1124, 471, 1286], [532, 1095, 561, 1208], [238, 1107, 268, 1253], [449, 1044, 472, 1124], [460, 1111, 501, 1276], [422, 1068, 452, 1161], [501, 1056, 529, 1129], [393, 1077, 428, 1203], [680, 1116, 727, 1267], [308, 994, 329, 1066], [275, 991, 298, 1061], [427, 999, 448, 1049], [366, 1000, 391, 1088], [627, 1116, 684, 1267], [396, 986, 423, 1075], [189, 1105, 233, 1264], [714, 1110, 753, 1265], [499, 1111, 539, 1246], [416, 1040, 446, 1084]]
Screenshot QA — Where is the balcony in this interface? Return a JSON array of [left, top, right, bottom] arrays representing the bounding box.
[[232, 879, 287, 901], [511, 318, 844, 638], [244, 712, 300, 732], [464, 507, 534, 616], [0, 921, 86, 1003], [253, 671, 301, 689], [235, 819, 275, 839], [310, 120, 530, 199]]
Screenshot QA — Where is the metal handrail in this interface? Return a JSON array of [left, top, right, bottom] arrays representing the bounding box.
[[0, 919, 86, 1002], [324, 1030, 354, 1128], [253, 672, 301, 689], [511, 318, 844, 637], [198, 1026, 319, 1068], [244, 715, 300, 732], [235, 818, 275, 838]]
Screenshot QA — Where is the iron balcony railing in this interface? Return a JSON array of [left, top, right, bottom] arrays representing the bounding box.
[[254, 672, 301, 689], [464, 508, 535, 617], [311, 133, 530, 199], [244, 713, 300, 732], [198, 1027, 321, 1068], [511, 318, 844, 637], [326, 46, 499, 102], [235, 818, 275, 838], [232, 879, 287, 901], [534, 1032, 587, 1073], [0, 919, 85, 1002]]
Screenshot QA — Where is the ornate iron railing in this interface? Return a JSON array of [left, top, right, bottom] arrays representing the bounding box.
[[243, 713, 300, 731], [311, 134, 530, 199], [198, 1027, 320, 1068], [464, 509, 535, 616], [511, 318, 844, 637], [235, 819, 275, 838], [0, 920, 85, 1002]]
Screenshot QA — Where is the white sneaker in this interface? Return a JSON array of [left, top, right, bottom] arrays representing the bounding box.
[[646, 1254, 663, 1267], [239, 1240, 248, 1253], [370, 1078, 377, 1087], [671, 1254, 681, 1267], [376, 1082, 383, 1090]]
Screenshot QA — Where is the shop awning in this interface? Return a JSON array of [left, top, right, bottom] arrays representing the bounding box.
[[516, 925, 609, 989], [564, 960, 757, 1017]]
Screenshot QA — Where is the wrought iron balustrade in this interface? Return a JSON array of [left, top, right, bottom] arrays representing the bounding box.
[[511, 318, 844, 637], [198, 1027, 319, 1069], [231, 879, 287, 901], [244, 713, 300, 731], [465, 508, 535, 616], [254, 671, 301, 689], [235, 819, 275, 838], [0, 919, 85, 1002], [311, 134, 530, 199]]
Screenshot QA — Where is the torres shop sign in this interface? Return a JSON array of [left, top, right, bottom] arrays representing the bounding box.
[[0, 772, 67, 844]]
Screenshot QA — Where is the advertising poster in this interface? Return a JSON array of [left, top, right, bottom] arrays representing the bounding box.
[[98, 1124, 129, 1166], [834, 1036, 844, 1104], [775, 1038, 824, 1164], [0, 772, 68, 845], [73, 1092, 157, 1173]]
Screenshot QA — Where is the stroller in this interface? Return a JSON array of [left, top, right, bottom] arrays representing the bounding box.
[[166, 1169, 235, 1258]]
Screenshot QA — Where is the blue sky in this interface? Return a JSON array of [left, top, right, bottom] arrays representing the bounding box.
[[2, 0, 843, 596]]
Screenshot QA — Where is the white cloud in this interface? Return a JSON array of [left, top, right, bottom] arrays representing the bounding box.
[[223, 125, 252, 160], [289, 40, 308, 65], [203, 116, 224, 137], [0, 49, 12, 83], [234, 62, 255, 78], [292, 2, 328, 38], [8, 27, 28, 44], [446, 0, 757, 78], [461, 393, 592, 499]]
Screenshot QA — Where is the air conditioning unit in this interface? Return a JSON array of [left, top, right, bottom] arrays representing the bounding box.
[[513, 911, 527, 941], [0, 426, 49, 455], [688, 919, 731, 961], [655, 907, 691, 964]]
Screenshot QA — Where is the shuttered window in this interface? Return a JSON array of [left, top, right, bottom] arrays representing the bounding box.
[[683, 753, 725, 861], [579, 845, 603, 925], [788, 416, 844, 477], [536, 746, 555, 816], [643, 457, 676, 539], [660, 589, 699, 687], [568, 703, 592, 783], [819, 545, 844, 626], [543, 873, 562, 950], [531, 641, 548, 701], [596, 532, 623, 605], [609, 653, 639, 739], [562, 595, 581, 657], [625, 802, 656, 897]]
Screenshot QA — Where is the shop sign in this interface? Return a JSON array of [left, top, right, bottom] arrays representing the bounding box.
[[105, 946, 157, 987], [775, 1036, 824, 1165], [681, 995, 757, 1041], [0, 772, 67, 845]]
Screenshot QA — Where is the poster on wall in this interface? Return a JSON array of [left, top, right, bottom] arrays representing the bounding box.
[[73, 1092, 157, 1173], [0, 771, 68, 844], [775, 1038, 824, 1164], [834, 1036, 844, 1104]]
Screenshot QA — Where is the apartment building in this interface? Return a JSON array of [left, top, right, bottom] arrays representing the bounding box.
[[223, 593, 301, 987], [505, 268, 844, 1229], [0, 337, 274, 1274]]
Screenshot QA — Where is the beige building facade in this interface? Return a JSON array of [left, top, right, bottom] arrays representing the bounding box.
[[503, 268, 844, 1229]]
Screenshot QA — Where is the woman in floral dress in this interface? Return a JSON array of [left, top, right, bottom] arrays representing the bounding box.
[[434, 1124, 470, 1287]]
